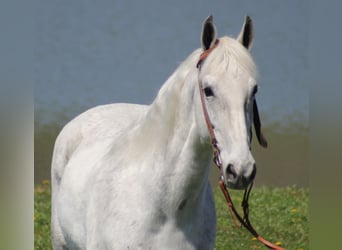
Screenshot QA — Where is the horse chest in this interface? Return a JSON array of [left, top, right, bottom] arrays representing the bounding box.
[[83, 178, 216, 249]]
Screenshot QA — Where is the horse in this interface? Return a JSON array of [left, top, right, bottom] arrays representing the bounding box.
[[51, 16, 267, 250]]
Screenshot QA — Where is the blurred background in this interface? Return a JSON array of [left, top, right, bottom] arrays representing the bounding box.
[[34, 0, 308, 187]]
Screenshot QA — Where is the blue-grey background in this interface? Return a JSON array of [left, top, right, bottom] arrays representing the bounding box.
[[35, 0, 309, 186], [0, 0, 338, 248]]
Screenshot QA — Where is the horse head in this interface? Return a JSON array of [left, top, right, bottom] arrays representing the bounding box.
[[195, 16, 267, 190]]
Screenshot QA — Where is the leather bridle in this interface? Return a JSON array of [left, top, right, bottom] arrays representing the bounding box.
[[197, 39, 223, 175], [196, 39, 285, 250]]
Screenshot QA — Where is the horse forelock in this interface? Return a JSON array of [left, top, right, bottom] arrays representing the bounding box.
[[201, 37, 258, 80]]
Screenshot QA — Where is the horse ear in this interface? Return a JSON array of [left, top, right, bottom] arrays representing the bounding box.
[[201, 15, 217, 50], [237, 16, 254, 50]]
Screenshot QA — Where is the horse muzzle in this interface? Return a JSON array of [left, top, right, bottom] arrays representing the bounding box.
[[224, 163, 256, 190]]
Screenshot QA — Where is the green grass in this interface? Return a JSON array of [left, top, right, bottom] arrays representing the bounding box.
[[35, 181, 308, 250], [34, 180, 52, 250], [214, 186, 308, 250]]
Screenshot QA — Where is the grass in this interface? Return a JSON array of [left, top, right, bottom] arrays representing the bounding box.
[[214, 186, 308, 250], [35, 181, 308, 250], [34, 180, 52, 250]]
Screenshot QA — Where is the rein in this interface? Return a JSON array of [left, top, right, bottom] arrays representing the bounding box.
[[196, 39, 285, 250]]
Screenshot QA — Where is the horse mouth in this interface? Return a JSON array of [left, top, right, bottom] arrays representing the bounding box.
[[226, 178, 250, 190]]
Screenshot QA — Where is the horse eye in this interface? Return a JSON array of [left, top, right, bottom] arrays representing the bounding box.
[[204, 87, 214, 97], [252, 85, 258, 96]]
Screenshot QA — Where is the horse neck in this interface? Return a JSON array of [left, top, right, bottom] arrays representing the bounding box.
[[135, 57, 213, 203], [137, 49, 202, 150]]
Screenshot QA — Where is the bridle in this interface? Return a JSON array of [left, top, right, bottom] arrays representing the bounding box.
[[197, 39, 223, 174], [196, 39, 285, 250]]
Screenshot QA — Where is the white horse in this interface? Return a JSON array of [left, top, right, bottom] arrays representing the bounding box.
[[51, 16, 266, 249]]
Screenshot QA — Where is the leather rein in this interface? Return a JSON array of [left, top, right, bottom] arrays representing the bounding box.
[[196, 39, 285, 250]]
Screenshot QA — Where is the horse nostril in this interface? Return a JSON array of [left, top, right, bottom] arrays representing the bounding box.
[[226, 164, 237, 179]]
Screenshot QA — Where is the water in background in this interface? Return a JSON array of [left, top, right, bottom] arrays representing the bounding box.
[[34, 0, 308, 186]]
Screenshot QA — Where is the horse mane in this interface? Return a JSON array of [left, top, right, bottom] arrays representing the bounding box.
[[152, 48, 202, 106], [140, 49, 202, 130]]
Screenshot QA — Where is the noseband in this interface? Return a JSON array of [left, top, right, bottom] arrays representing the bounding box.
[[196, 39, 284, 250]]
